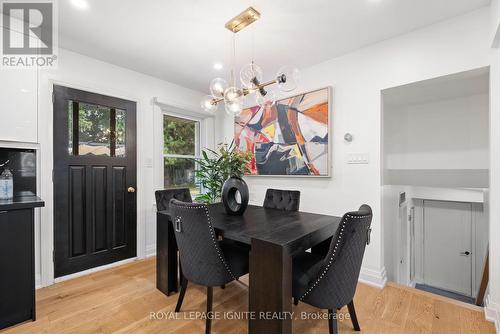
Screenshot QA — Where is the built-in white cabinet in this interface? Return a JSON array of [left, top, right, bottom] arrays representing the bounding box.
[[0, 68, 38, 143], [0, 27, 38, 143]]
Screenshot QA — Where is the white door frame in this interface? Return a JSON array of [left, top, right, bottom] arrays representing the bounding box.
[[398, 202, 410, 285], [409, 206, 416, 283]]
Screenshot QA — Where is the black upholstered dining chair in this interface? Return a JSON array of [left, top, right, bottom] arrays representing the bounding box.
[[292, 204, 373, 334], [155, 188, 193, 292], [155, 188, 192, 211], [263, 188, 332, 259], [263, 188, 301, 211], [169, 199, 250, 334]]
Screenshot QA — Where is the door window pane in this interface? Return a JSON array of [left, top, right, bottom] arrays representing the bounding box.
[[163, 115, 196, 155], [115, 110, 127, 157], [78, 102, 111, 156], [68, 101, 126, 157], [68, 101, 73, 154]]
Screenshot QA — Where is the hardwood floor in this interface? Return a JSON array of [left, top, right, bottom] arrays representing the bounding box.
[[1, 258, 494, 334]]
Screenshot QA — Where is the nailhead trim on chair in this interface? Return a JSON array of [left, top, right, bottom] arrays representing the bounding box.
[[203, 206, 237, 281], [173, 201, 237, 281], [299, 213, 371, 301]]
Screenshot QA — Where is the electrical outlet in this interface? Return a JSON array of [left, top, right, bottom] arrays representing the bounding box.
[[347, 153, 369, 164]]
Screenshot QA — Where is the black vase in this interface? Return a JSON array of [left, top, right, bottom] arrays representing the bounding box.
[[221, 176, 249, 215]]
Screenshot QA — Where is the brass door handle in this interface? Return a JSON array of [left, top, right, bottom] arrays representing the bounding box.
[[128, 187, 136, 193]]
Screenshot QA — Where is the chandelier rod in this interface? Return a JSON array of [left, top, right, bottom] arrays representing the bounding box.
[[231, 33, 236, 87], [210, 78, 278, 105]]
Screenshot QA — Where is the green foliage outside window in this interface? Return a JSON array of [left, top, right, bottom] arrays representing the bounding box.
[[193, 141, 252, 204], [163, 115, 195, 155], [68, 102, 126, 156], [163, 115, 198, 193]]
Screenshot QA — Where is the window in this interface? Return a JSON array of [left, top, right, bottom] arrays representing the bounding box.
[[68, 101, 126, 157], [163, 114, 200, 195]]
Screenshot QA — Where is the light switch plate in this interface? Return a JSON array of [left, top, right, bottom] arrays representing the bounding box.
[[347, 153, 369, 164]]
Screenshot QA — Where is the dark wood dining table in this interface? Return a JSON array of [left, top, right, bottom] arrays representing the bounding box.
[[157, 203, 341, 334]]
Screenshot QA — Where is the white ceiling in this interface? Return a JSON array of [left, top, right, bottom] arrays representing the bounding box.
[[383, 67, 490, 107], [57, 0, 491, 92]]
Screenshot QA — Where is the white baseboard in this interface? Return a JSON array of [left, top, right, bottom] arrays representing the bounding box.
[[359, 266, 387, 289], [145, 244, 156, 258], [54, 257, 138, 284], [485, 294, 500, 333]]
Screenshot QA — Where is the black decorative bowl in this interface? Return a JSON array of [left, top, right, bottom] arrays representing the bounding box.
[[221, 176, 249, 215]]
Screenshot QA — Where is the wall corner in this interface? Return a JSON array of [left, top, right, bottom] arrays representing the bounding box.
[[485, 294, 500, 333], [359, 266, 388, 289]]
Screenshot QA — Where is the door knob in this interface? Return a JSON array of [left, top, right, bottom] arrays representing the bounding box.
[[127, 187, 136, 193], [460, 251, 470, 256]]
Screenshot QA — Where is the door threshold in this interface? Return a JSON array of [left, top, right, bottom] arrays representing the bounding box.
[[387, 282, 482, 311], [415, 283, 475, 305], [54, 257, 138, 284]]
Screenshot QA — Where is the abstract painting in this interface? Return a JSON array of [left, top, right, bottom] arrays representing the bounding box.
[[234, 87, 330, 176]]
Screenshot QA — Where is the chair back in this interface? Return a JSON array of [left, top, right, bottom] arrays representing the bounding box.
[[263, 189, 300, 211], [169, 199, 236, 287], [300, 204, 373, 309], [155, 188, 192, 211]]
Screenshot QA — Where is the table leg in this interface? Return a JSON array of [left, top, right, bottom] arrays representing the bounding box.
[[249, 238, 292, 334], [156, 212, 179, 296]]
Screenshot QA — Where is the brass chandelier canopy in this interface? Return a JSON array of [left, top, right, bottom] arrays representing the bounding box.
[[225, 7, 261, 33]]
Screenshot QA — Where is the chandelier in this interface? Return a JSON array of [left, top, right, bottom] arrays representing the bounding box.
[[200, 7, 299, 114]]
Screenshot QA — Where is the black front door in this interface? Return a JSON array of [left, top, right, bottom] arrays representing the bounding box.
[[53, 85, 137, 277]]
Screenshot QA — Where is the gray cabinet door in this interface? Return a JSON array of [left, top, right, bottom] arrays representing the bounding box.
[[423, 200, 472, 296]]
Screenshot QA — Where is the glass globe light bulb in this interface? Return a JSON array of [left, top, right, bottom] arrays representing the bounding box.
[[240, 63, 263, 89], [276, 65, 299, 92], [223, 87, 244, 115], [256, 90, 276, 108], [225, 99, 243, 115], [200, 95, 217, 112], [209, 78, 228, 98], [224, 86, 243, 103]]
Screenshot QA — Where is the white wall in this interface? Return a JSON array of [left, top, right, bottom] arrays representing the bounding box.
[[488, 1, 500, 330], [492, 0, 500, 47], [32, 49, 209, 286], [384, 94, 489, 170], [381, 185, 403, 283], [382, 85, 490, 188], [217, 8, 492, 288]]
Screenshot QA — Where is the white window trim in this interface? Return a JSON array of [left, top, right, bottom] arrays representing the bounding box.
[[152, 98, 215, 199]]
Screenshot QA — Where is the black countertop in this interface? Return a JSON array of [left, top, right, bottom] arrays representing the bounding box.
[[0, 196, 45, 211]]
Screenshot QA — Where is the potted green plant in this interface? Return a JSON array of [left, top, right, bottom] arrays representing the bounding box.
[[193, 141, 252, 207]]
